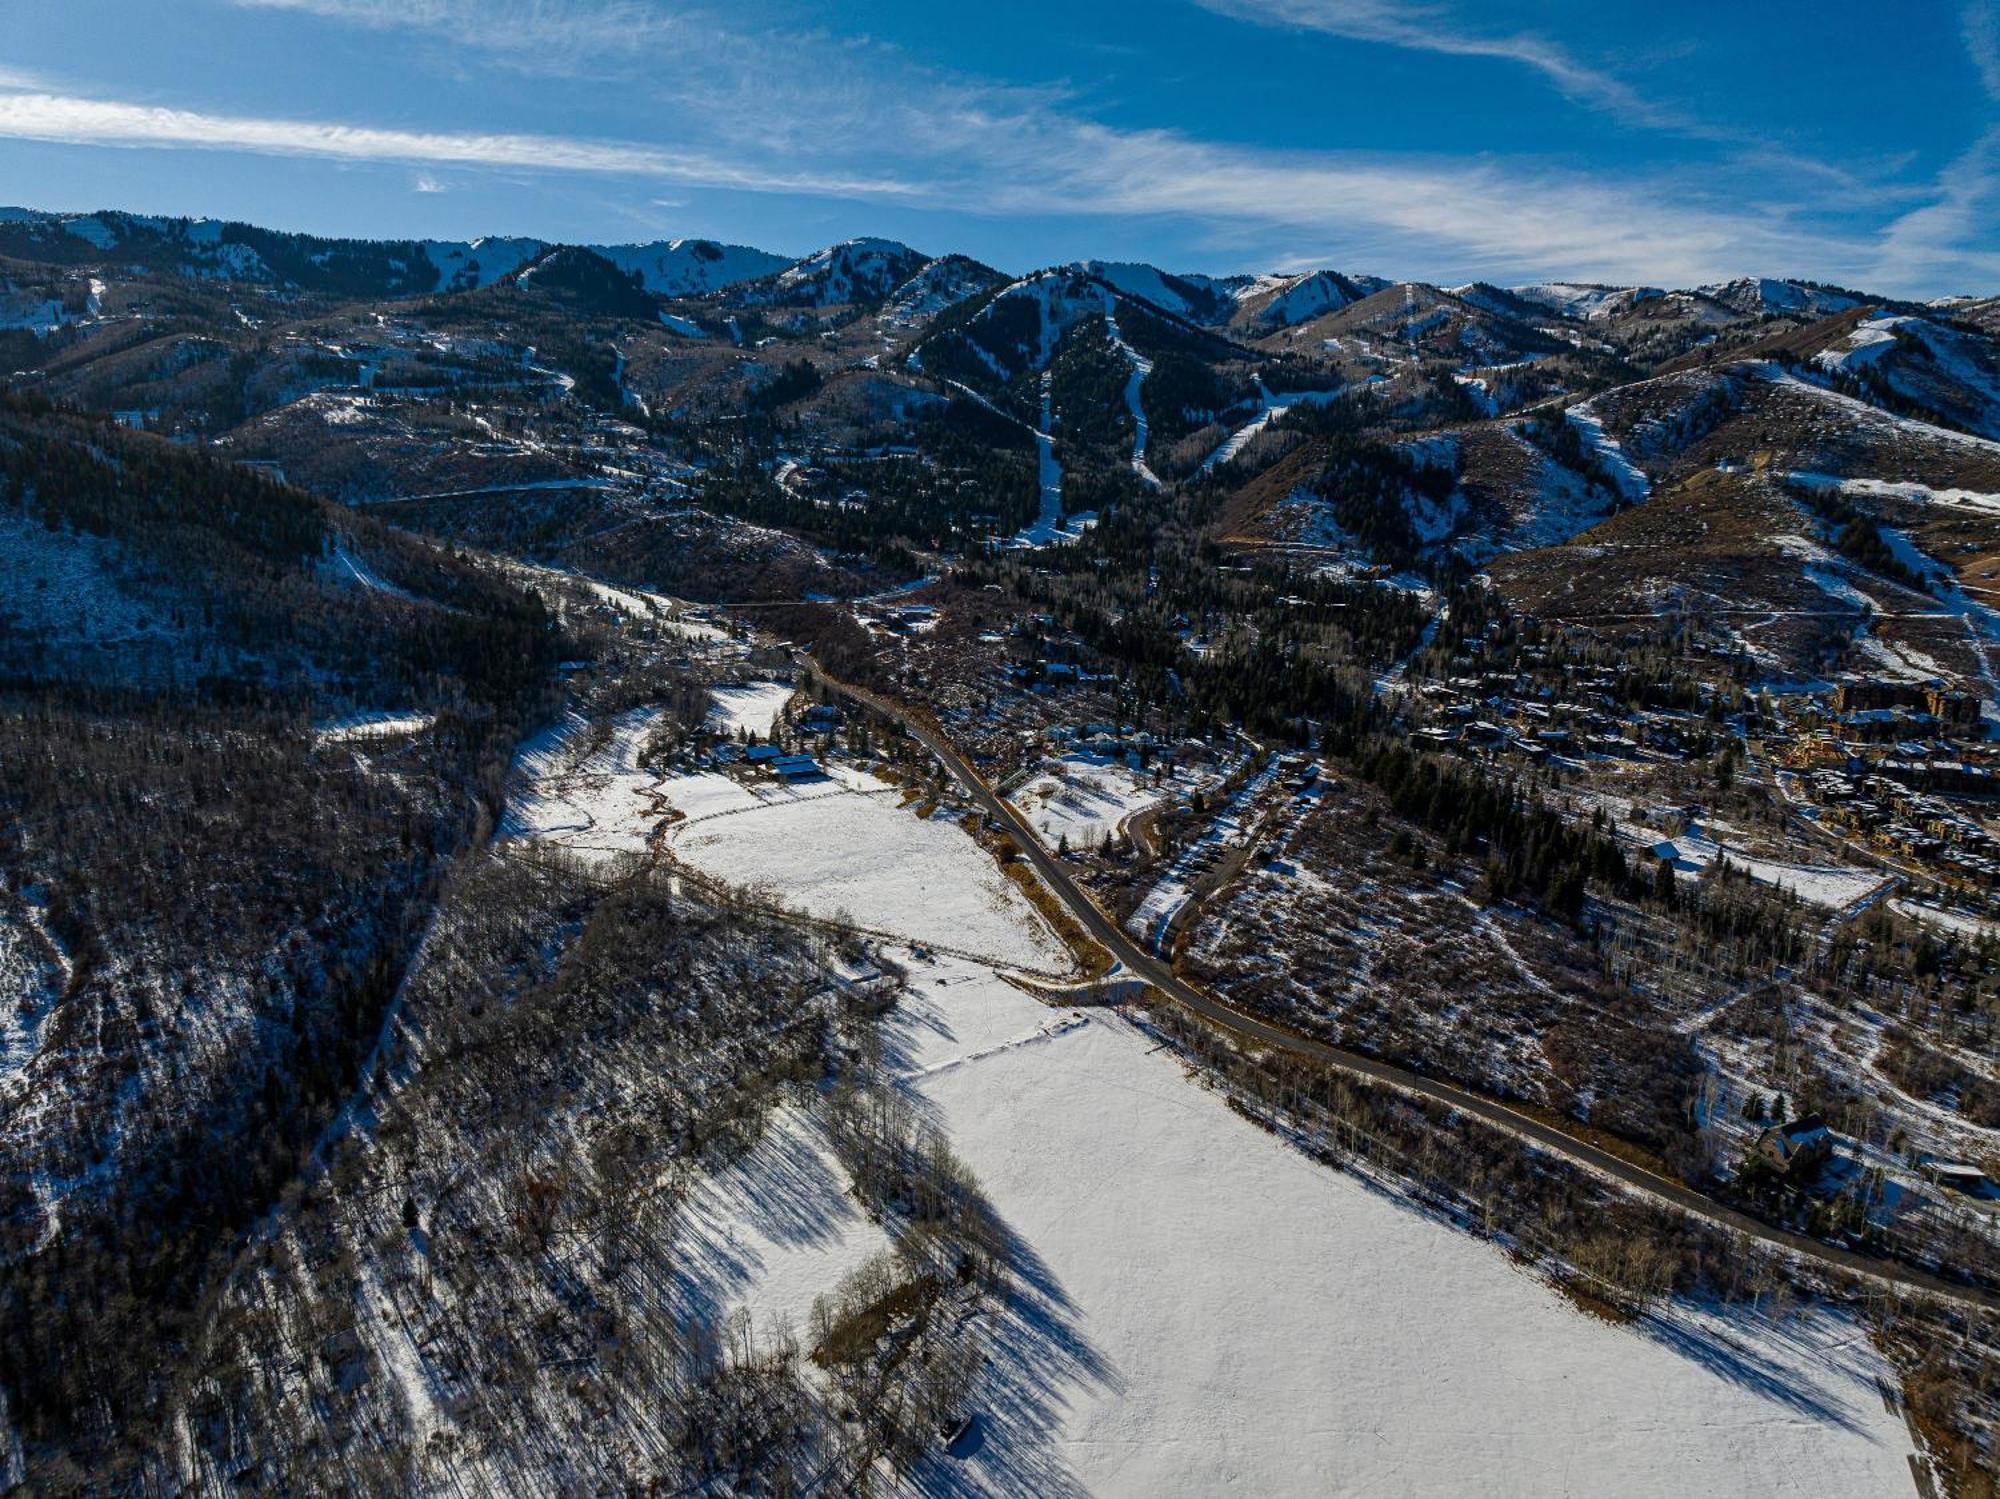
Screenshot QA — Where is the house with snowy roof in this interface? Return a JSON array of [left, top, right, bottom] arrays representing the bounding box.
[[1754, 1115, 1832, 1178]]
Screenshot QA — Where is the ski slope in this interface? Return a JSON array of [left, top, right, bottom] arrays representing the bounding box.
[[1103, 307, 1161, 488]]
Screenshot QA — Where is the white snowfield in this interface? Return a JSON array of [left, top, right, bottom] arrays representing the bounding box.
[[708, 680, 796, 738], [1628, 819, 1890, 911], [664, 767, 1068, 971], [312, 710, 435, 744], [884, 958, 1917, 1498]]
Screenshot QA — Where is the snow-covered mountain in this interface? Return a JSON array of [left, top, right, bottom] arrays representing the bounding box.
[[745, 238, 932, 308], [0, 208, 789, 302], [1504, 282, 1667, 322], [1231, 268, 1387, 331], [422, 236, 545, 292], [1813, 310, 2000, 440], [595, 238, 792, 298], [878, 253, 1008, 331], [1065, 262, 1252, 325], [1698, 277, 1864, 318], [1064, 261, 1388, 332], [913, 267, 1133, 387]]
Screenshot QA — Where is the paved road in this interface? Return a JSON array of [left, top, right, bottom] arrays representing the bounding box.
[[805, 658, 2000, 1313]]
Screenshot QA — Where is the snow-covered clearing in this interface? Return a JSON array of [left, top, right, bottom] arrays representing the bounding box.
[[314, 710, 436, 744], [664, 767, 1068, 971], [1788, 470, 2000, 516], [708, 680, 795, 739], [879, 954, 1917, 1498], [492, 556, 730, 642], [1006, 754, 1167, 852], [1892, 898, 2000, 944], [500, 708, 669, 867], [1632, 821, 1889, 910]]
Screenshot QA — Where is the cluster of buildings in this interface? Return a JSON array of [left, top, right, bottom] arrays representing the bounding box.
[[1778, 676, 2000, 890], [1407, 665, 1711, 764]]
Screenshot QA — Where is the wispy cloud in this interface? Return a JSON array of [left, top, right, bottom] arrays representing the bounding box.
[[230, 0, 696, 76], [1191, 0, 1675, 126], [1870, 6, 2000, 292], [0, 89, 917, 198], [949, 112, 1878, 288], [1873, 127, 2000, 292], [1967, 0, 2000, 101], [0, 77, 1901, 290]]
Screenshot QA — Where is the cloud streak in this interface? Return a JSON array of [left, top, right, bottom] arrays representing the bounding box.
[[1967, 0, 2000, 101], [1191, 0, 1675, 127], [0, 89, 917, 198]]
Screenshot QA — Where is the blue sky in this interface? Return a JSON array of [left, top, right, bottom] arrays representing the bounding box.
[[2, 0, 1996, 295]]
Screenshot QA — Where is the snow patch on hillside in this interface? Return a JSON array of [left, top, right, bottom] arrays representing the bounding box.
[[1511, 282, 1661, 321], [1565, 402, 1652, 501]]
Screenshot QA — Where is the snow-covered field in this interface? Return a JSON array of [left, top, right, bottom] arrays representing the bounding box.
[[1007, 754, 1167, 852], [709, 680, 795, 738], [505, 711, 1919, 1496], [664, 767, 1068, 971], [885, 958, 1917, 1497]]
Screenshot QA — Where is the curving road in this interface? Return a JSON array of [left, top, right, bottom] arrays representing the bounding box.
[[804, 657, 2000, 1313]]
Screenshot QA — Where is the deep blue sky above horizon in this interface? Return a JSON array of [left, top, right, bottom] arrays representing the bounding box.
[[2, 0, 1996, 296]]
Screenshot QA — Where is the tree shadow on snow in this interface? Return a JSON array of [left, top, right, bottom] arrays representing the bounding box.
[[667, 1109, 877, 1330], [903, 1216, 1122, 1499], [1636, 1305, 1879, 1437]]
